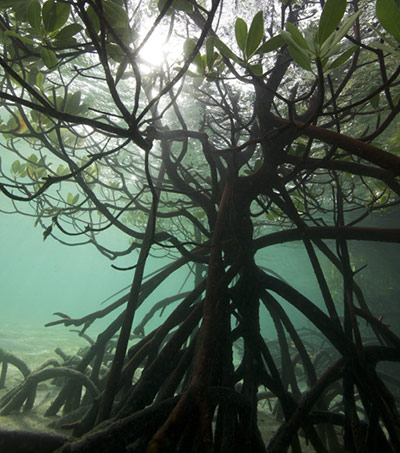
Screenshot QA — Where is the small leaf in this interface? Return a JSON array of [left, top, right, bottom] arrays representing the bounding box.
[[255, 35, 285, 54], [369, 39, 400, 54], [173, 0, 193, 13], [317, 0, 347, 45], [281, 30, 313, 58], [106, 43, 124, 62], [42, 0, 70, 33], [293, 143, 307, 157], [102, 0, 129, 29], [286, 22, 310, 51], [322, 42, 343, 60], [56, 164, 69, 176], [86, 5, 100, 35], [40, 46, 58, 69], [0, 1, 15, 9], [157, 0, 193, 14], [4, 30, 36, 45], [0, 0, 26, 17], [246, 11, 264, 58], [183, 38, 204, 72], [43, 224, 53, 241], [376, 0, 400, 42], [11, 160, 21, 174], [235, 17, 248, 53], [370, 93, 381, 111], [248, 63, 263, 76], [36, 71, 44, 88], [34, 215, 41, 227], [53, 23, 83, 41], [319, 11, 360, 58], [27, 0, 41, 34], [115, 56, 128, 84], [213, 38, 242, 64], [67, 192, 74, 204], [368, 86, 381, 110], [325, 45, 358, 71], [65, 91, 82, 114], [206, 36, 215, 69], [288, 45, 312, 71]]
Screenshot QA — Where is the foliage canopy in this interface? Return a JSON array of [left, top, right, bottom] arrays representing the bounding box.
[[1, 0, 400, 452]]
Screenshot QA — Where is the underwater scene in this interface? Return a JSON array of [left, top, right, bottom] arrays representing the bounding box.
[[1, 0, 400, 452]]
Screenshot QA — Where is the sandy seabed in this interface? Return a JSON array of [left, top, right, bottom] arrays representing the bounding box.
[[0, 323, 89, 434], [0, 322, 316, 451]]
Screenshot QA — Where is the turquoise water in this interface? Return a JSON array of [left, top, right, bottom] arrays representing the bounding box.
[[0, 207, 314, 336], [0, 205, 191, 338], [1, 208, 130, 329], [2, 200, 399, 341]]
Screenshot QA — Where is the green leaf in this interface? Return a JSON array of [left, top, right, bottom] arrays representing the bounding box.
[[281, 30, 313, 58], [106, 43, 124, 62], [40, 46, 58, 70], [43, 223, 53, 241], [0, 0, 26, 17], [319, 11, 360, 57], [0, 1, 15, 9], [325, 45, 358, 71], [115, 56, 128, 84], [286, 22, 310, 51], [67, 192, 74, 204], [102, 0, 129, 29], [27, 0, 41, 34], [248, 63, 263, 76], [183, 38, 204, 73], [56, 164, 69, 176], [11, 160, 21, 174], [246, 11, 264, 58], [36, 71, 44, 88], [369, 39, 400, 54], [255, 35, 285, 54], [235, 17, 248, 53], [28, 153, 38, 163], [206, 36, 215, 70], [174, 0, 193, 13], [53, 23, 83, 41], [317, 0, 346, 45], [322, 42, 343, 60], [42, 0, 70, 33], [157, 0, 193, 15], [213, 38, 241, 64], [34, 214, 42, 227], [86, 5, 100, 35], [292, 143, 307, 157], [288, 45, 312, 71], [4, 30, 36, 45], [65, 91, 82, 114], [376, 0, 400, 41], [370, 92, 381, 110], [367, 85, 382, 111]]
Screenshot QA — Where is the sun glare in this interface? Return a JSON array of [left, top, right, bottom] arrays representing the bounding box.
[[138, 28, 182, 72], [139, 33, 167, 68]]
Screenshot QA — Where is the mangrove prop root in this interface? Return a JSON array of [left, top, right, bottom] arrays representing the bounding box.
[[0, 367, 99, 415], [57, 396, 179, 452], [0, 348, 31, 384], [0, 429, 68, 453]]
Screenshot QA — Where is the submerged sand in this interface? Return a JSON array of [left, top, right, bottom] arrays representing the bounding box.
[[0, 323, 89, 434], [0, 323, 315, 451]]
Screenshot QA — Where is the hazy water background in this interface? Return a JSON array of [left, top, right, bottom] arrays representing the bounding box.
[[0, 208, 318, 338], [1, 202, 399, 350]]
